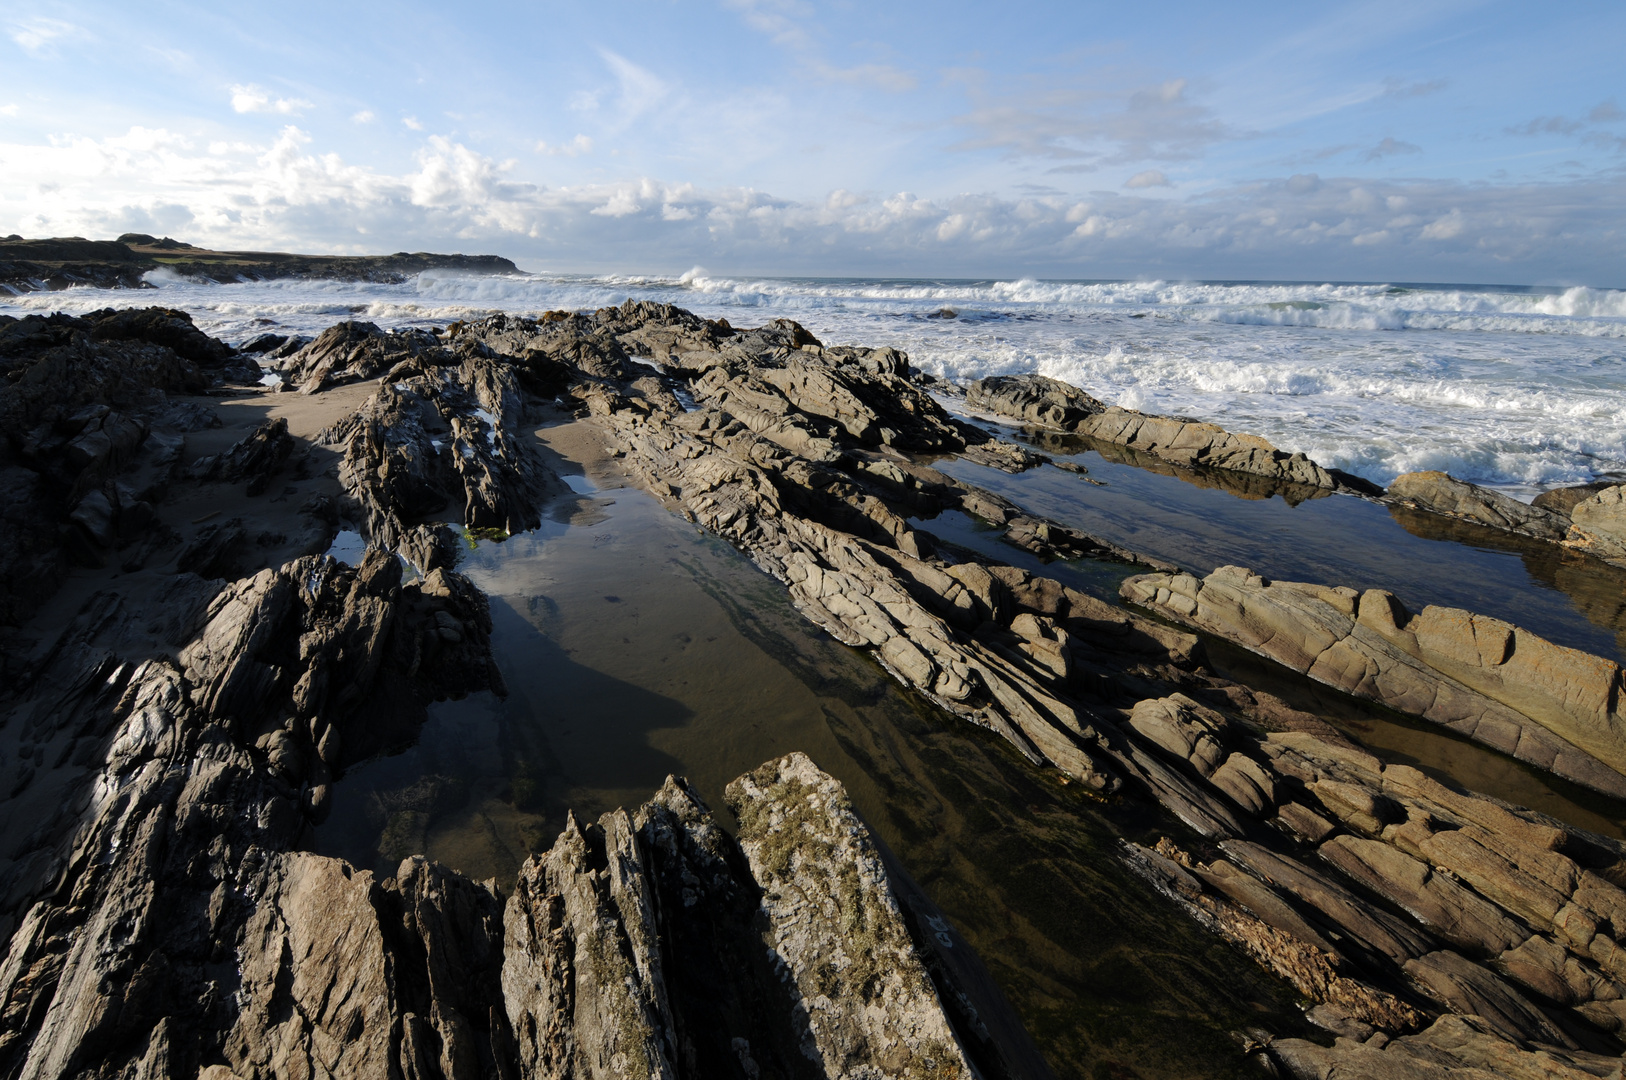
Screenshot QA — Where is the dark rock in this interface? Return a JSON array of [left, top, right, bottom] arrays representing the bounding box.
[[196, 416, 294, 495], [967, 374, 1105, 430], [175, 522, 248, 580], [239, 332, 289, 354]]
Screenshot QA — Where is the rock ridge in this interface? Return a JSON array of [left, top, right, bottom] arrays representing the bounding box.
[[965, 372, 1344, 491]]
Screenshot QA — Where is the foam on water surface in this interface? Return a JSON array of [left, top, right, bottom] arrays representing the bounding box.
[[7, 270, 1622, 495]]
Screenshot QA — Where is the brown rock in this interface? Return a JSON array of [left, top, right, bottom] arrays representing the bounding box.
[[1387, 471, 1569, 542], [1567, 484, 1626, 567]]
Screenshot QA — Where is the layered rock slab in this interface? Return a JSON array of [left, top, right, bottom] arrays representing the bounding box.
[[1122, 566, 1626, 798]]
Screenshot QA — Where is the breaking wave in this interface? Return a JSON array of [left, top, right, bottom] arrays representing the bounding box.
[[4, 271, 1622, 496]]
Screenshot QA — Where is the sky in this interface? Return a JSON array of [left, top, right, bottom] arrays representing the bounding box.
[[1, 0, 1623, 282]]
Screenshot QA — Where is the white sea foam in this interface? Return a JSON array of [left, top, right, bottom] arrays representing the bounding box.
[[5, 271, 1622, 496]]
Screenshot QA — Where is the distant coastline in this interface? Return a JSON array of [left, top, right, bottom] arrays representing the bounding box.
[[0, 233, 517, 293]]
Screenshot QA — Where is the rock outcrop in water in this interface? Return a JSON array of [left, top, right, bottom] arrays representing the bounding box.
[[1386, 471, 1626, 573], [1386, 471, 1571, 543], [965, 373, 1344, 490], [466, 303, 1626, 1074], [0, 309, 1008, 1079], [1568, 485, 1626, 568]]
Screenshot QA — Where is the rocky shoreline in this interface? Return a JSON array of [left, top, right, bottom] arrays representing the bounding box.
[[2, 299, 1626, 1078]]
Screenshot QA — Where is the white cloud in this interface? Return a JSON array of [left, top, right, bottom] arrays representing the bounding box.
[[0, 103, 19, 117], [402, 116, 424, 131], [538, 134, 593, 157], [1363, 136, 1421, 161], [598, 49, 668, 127], [952, 72, 1233, 166], [1420, 209, 1465, 240], [1125, 169, 1169, 189], [230, 84, 312, 116], [352, 110, 376, 124], [724, 0, 915, 92], [2, 125, 1621, 282], [8, 17, 80, 56]]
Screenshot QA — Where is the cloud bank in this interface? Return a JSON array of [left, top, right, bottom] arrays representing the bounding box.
[[1, 125, 1621, 283]]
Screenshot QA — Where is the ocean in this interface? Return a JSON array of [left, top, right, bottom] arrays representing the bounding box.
[[6, 270, 1624, 498]]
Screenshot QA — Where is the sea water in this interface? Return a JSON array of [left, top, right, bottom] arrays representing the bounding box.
[[5, 270, 1624, 497]]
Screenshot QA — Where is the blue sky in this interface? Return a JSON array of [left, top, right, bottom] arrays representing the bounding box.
[[2, 0, 1622, 282]]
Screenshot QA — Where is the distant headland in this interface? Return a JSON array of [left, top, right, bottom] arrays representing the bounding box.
[[0, 233, 518, 293]]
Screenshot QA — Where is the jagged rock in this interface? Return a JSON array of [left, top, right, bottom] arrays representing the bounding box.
[[1122, 566, 1626, 798], [726, 753, 977, 1080], [0, 310, 233, 624], [11, 295, 1626, 1080], [0, 545, 505, 1078], [503, 756, 979, 1080], [323, 360, 553, 558], [1320, 836, 1528, 957], [174, 521, 249, 580], [1567, 485, 1626, 567], [225, 852, 514, 1080], [1123, 839, 1426, 1034], [76, 307, 235, 367], [1403, 949, 1575, 1048], [1387, 471, 1569, 542], [282, 320, 448, 392], [193, 416, 294, 495], [239, 332, 288, 354]]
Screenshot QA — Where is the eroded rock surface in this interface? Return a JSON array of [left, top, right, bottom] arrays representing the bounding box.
[[0, 308, 255, 624], [1123, 566, 1626, 798]]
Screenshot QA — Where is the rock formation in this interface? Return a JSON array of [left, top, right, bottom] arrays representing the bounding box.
[[1122, 566, 1626, 798], [1386, 471, 1626, 574], [476, 304, 1626, 1074], [504, 754, 982, 1080], [0, 307, 1032, 1080], [4, 297, 1625, 1079], [0, 308, 258, 625], [1568, 485, 1626, 568], [965, 372, 1343, 490], [1386, 471, 1571, 543]]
